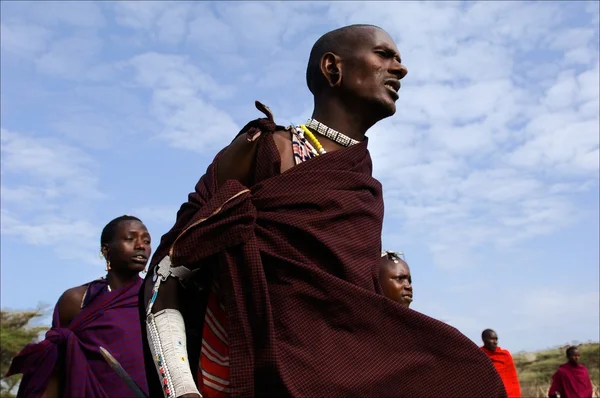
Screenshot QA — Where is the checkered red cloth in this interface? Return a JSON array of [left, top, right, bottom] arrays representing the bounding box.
[[141, 103, 507, 397]]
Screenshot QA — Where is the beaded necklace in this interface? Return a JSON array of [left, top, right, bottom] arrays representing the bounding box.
[[299, 124, 326, 155], [298, 119, 359, 156]]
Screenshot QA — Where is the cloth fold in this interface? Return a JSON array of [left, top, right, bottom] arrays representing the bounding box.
[[141, 103, 507, 398], [482, 346, 522, 397], [548, 362, 593, 398], [7, 278, 148, 398]]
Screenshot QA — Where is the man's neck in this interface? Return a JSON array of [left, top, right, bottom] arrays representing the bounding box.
[[106, 271, 139, 290], [311, 99, 375, 144]]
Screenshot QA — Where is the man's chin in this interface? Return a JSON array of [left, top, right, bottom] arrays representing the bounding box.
[[374, 100, 397, 121], [127, 264, 147, 273]]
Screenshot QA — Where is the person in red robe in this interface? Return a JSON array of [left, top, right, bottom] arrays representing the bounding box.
[[139, 24, 507, 398], [548, 346, 594, 398], [481, 328, 522, 397]]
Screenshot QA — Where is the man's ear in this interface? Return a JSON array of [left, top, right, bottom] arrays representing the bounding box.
[[320, 52, 343, 88], [101, 246, 109, 261]]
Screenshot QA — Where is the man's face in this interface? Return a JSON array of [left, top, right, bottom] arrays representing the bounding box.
[[339, 28, 408, 120], [483, 331, 498, 351], [379, 257, 413, 308], [103, 220, 152, 274], [568, 349, 581, 365]]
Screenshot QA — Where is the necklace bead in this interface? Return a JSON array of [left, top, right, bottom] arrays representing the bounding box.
[[299, 124, 326, 155], [305, 119, 359, 147]]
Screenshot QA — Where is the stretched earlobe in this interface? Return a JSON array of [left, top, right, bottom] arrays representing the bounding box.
[[330, 69, 342, 88], [320, 52, 343, 89]]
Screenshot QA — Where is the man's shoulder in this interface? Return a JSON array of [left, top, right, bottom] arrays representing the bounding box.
[[494, 346, 513, 356], [56, 285, 88, 326], [58, 285, 88, 306]]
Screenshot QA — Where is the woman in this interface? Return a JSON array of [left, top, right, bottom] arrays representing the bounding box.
[[7, 215, 151, 397]]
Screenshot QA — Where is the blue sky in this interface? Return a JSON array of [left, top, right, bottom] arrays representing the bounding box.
[[1, 1, 598, 353]]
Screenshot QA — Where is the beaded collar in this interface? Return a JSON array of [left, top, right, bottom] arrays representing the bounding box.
[[304, 118, 360, 147]]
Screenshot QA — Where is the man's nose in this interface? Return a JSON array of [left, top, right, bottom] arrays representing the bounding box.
[[390, 61, 408, 80]]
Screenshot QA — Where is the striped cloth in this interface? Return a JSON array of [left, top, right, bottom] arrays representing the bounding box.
[[198, 126, 317, 397]]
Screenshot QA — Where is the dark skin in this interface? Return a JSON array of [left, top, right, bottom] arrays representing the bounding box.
[[41, 220, 151, 398], [312, 27, 408, 146], [379, 257, 413, 308], [482, 330, 499, 352], [144, 26, 407, 398], [549, 348, 582, 398], [567, 348, 581, 366]]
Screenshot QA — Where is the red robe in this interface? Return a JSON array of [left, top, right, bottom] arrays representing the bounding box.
[[548, 362, 593, 398], [482, 346, 522, 398]]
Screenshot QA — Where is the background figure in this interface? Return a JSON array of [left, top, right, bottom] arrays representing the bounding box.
[[481, 329, 522, 398], [379, 250, 413, 308], [548, 346, 594, 398], [6, 215, 151, 397]]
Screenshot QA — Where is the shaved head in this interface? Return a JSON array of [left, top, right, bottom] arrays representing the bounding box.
[[482, 329, 498, 351], [306, 24, 383, 95], [482, 329, 496, 339]]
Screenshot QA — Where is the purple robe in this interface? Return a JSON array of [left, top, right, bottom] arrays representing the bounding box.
[[6, 277, 148, 397]]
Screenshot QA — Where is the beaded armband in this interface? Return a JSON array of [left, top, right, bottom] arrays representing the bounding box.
[[146, 256, 202, 398]]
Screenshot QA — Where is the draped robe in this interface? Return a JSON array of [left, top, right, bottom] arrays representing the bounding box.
[[548, 362, 594, 398], [482, 346, 522, 397], [7, 277, 148, 397], [140, 103, 507, 398]]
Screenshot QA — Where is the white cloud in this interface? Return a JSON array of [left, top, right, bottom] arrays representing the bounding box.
[[134, 205, 178, 227], [0, 129, 105, 264], [125, 52, 240, 154], [0, 128, 103, 199], [114, 1, 170, 29], [1, 209, 100, 265], [35, 35, 104, 79], [0, 21, 52, 58], [114, 1, 192, 45], [26, 1, 106, 29]]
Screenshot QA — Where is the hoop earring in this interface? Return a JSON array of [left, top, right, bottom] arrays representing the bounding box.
[[105, 261, 111, 271]]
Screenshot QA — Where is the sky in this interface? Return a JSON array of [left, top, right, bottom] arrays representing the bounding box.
[[1, 1, 598, 353]]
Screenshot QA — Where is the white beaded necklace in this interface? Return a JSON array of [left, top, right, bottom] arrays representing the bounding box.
[[304, 118, 360, 147]]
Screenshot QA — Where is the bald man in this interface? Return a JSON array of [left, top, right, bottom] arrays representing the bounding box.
[[481, 329, 522, 398], [141, 24, 506, 398], [379, 250, 413, 308]]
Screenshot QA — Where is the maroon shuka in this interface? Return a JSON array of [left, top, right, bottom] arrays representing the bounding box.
[[141, 102, 507, 398], [548, 362, 594, 398], [7, 277, 148, 397]]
